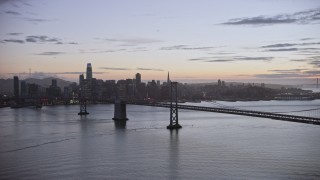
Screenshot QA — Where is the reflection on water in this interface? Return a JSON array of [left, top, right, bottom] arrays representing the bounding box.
[[169, 129, 180, 179], [114, 120, 127, 129]]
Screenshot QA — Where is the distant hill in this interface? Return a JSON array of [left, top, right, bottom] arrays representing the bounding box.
[[0, 77, 75, 95], [188, 82, 296, 89]]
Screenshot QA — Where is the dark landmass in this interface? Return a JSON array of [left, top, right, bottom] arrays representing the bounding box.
[[0, 77, 73, 95], [1, 75, 319, 109]]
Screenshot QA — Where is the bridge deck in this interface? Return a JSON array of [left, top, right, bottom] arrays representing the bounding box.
[[131, 103, 320, 125]]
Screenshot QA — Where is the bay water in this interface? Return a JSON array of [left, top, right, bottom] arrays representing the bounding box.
[[0, 100, 320, 179]]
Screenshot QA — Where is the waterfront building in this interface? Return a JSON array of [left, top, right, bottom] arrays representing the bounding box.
[[13, 76, 19, 99]]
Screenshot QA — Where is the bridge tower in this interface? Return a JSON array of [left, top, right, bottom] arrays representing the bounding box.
[[167, 82, 182, 129], [113, 99, 128, 121], [78, 88, 89, 115]]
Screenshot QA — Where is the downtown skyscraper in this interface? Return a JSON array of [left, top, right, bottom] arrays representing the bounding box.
[[86, 63, 92, 80]]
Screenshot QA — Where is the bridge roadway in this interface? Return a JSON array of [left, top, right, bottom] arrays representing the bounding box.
[[130, 102, 320, 125]]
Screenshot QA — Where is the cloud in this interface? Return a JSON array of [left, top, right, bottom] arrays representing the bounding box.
[[261, 43, 296, 48], [268, 69, 306, 73], [0, 0, 32, 7], [100, 67, 131, 71], [160, 45, 215, 51], [309, 60, 320, 67], [221, 8, 320, 25], [254, 68, 320, 78], [208, 52, 235, 55], [26, 35, 60, 43], [7, 32, 23, 36], [290, 59, 306, 62], [188, 56, 273, 62], [80, 48, 126, 54], [1, 39, 24, 43], [301, 47, 320, 51], [261, 42, 320, 48], [304, 70, 320, 74], [254, 73, 307, 78], [290, 56, 320, 68], [5, 10, 20, 15], [54, 72, 106, 75], [300, 38, 314, 41], [189, 58, 206, 61], [136, 67, 164, 71], [23, 35, 78, 45], [235, 57, 273, 61], [35, 52, 65, 56], [266, 48, 299, 52], [0, 0, 10, 5], [100, 37, 162, 46], [23, 18, 54, 22], [206, 59, 235, 62], [99, 67, 164, 71]]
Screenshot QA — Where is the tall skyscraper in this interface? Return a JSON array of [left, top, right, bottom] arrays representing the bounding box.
[[86, 63, 92, 79], [21, 81, 27, 98], [52, 79, 57, 87], [136, 73, 141, 85], [13, 76, 19, 98], [167, 72, 170, 85], [79, 74, 84, 86]]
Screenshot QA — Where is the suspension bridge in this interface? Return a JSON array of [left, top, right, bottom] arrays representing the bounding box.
[[78, 82, 320, 128], [134, 103, 320, 125]]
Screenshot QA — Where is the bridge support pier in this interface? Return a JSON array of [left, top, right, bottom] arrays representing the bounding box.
[[113, 100, 128, 121], [78, 99, 89, 115], [167, 82, 182, 129]]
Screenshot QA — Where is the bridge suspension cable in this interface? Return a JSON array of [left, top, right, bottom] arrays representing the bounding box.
[[209, 101, 320, 118], [273, 107, 320, 113]]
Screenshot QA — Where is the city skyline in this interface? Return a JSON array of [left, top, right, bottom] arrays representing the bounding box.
[[1, 0, 320, 84]]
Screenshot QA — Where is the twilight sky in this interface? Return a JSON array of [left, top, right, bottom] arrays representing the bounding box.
[[0, 0, 319, 84]]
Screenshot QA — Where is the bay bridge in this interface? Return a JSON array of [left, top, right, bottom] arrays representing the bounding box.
[[78, 82, 320, 128]]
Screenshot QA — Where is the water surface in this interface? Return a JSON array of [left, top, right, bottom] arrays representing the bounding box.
[[0, 101, 320, 179]]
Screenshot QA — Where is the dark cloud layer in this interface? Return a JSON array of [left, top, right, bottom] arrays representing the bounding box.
[[136, 68, 164, 71], [188, 56, 273, 62], [5, 10, 20, 15], [268, 69, 306, 73], [100, 67, 131, 71], [261, 42, 320, 48], [35, 52, 65, 56], [49, 71, 105, 75], [160, 45, 215, 51], [100, 37, 162, 46], [222, 8, 320, 25], [256, 68, 320, 79], [26, 35, 60, 43], [266, 48, 299, 52], [254, 73, 308, 78], [1, 39, 24, 43], [23, 17, 54, 22], [1, 35, 78, 45], [7, 32, 23, 36], [99, 67, 165, 72], [0, 35, 79, 45], [261, 43, 296, 48], [80, 49, 126, 54]]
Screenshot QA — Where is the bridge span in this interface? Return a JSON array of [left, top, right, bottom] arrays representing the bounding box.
[[131, 102, 320, 125]]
